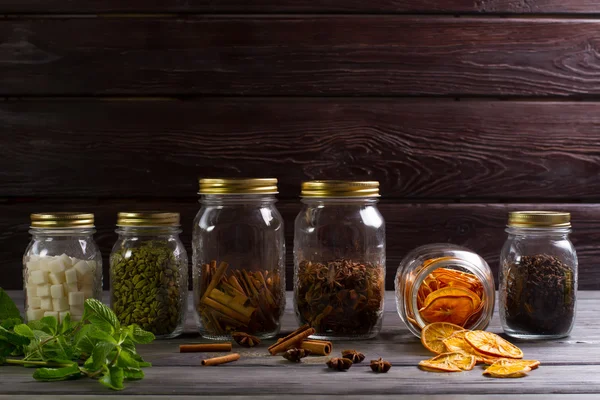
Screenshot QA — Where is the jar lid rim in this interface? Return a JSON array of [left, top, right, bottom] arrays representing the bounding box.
[[301, 180, 380, 197], [508, 211, 571, 228], [30, 212, 95, 228], [117, 211, 180, 227]]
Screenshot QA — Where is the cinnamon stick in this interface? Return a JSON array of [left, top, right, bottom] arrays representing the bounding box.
[[201, 297, 252, 325], [268, 324, 315, 355], [201, 261, 229, 303], [180, 343, 233, 353], [300, 339, 332, 356], [202, 353, 241, 366]]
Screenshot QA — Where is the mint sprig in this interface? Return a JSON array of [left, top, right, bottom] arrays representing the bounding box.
[[0, 288, 154, 390]]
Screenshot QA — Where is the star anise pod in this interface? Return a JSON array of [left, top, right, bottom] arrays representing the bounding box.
[[283, 348, 312, 362], [232, 332, 261, 348], [370, 358, 392, 373], [342, 350, 365, 363], [327, 357, 353, 371]]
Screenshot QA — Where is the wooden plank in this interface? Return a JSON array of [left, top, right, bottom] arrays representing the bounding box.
[[3, 397, 599, 400], [2, 201, 600, 290], [2, 17, 600, 96], [3, 0, 600, 14], [3, 99, 600, 199]]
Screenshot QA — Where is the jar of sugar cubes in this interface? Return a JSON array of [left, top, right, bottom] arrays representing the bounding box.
[[23, 213, 102, 323]]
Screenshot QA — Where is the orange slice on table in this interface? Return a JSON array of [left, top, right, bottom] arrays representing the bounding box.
[[442, 331, 501, 364], [421, 322, 466, 354], [419, 352, 476, 372], [419, 295, 475, 326], [465, 331, 524, 359], [483, 359, 540, 378]]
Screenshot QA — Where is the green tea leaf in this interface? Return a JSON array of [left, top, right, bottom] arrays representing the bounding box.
[[99, 366, 125, 390], [83, 299, 120, 334], [0, 288, 21, 322], [13, 324, 34, 339], [123, 367, 144, 380], [91, 342, 116, 371], [127, 325, 155, 344], [33, 363, 81, 382]]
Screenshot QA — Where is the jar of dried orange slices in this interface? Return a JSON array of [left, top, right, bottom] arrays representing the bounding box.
[[395, 244, 495, 337]]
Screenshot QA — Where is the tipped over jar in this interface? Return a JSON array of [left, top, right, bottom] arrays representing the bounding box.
[[192, 178, 286, 340], [293, 180, 385, 340]]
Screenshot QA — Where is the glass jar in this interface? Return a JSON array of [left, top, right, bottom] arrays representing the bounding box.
[[499, 211, 577, 340], [395, 244, 495, 337], [23, 213, 102, 323], [193, 178, 286, 340], [110, 212, 188, 339], [294, 180, 385, 340]]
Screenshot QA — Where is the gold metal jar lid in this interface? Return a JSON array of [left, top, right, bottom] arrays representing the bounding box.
[[198, 178, 278, 195], [117, 212, 180, 227], [301, 180, 380, 197], [30, 212, 95, 228], [508, 211, 571, 228]]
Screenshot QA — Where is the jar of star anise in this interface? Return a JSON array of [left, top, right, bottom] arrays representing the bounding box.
[[294, 180, 385, 340], [395, 244, 495, 338]]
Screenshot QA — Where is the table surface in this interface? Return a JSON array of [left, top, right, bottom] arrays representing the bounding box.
[[1, 291, 599, 399]]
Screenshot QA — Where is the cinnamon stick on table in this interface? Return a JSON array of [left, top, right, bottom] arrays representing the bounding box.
[[202, 353, 241, 366], [268, 324, 315, 355], [180, 343, 233, 353]]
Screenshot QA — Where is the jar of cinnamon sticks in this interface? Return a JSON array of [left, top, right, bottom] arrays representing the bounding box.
[[294, 181, 385, 340], [192, 178, 286, 340]]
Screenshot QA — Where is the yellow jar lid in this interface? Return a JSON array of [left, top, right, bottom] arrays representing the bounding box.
[[301, 180, 380, 197], [198, 178, 278, 195], [508, 211, 571, 228], [117, 212, 180, 227], [30, 212, 95, 228]]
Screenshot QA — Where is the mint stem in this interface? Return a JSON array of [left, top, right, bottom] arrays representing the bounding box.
[[5, 359, 73, 368]]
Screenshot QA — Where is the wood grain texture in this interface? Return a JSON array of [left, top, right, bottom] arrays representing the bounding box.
[[1, 200, 599, 290], [3, 0, 600, 13], [3, 17, 600, 96], [3, 291, 600, 397], [3, 99, 600, 199]]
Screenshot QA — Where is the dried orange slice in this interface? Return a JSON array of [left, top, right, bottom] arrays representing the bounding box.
[[465, 331, 524, 359], [420, 295, 475, 326], [421, 322, 465, 354], [419, 352, 476, 372], [423, 287, 481, 309], [483, 359, 539, 378], [442, 330, 496, 364]]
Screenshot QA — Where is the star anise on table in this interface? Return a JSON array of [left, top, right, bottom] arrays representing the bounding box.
[[370, 358, 392, 373], [342, 350, 365, 363], [232, 332, 261, 348], [327, 357, 353, 371], [283, 348, 312, 362]]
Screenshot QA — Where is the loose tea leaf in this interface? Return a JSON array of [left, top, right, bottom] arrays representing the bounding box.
[[326, 357, 352, 371], [341, 350, 365, 363], [503, 254, 575, 336], [282, 348, 311, 362], [296, 259, 384, 336], [370, 358, 392, 373]]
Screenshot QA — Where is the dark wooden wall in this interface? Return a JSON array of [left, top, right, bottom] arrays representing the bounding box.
[[2, 1, 600, 290]]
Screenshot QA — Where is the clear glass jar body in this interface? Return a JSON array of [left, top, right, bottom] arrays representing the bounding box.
[[395, 244, 495, 338], [192, 194, 286, 340], [23, 228, 103, 323], [110, 226, 188, 339], [294, 197, 386, 340], [499, 227, 577, 339]]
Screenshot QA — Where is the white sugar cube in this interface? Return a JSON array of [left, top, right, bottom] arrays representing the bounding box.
[[49, 272, 66, 285], [44, 311, 59, 319], [27, 309, 45, 321], [64, 268, 78, 284], [52, 297, 69, 312], [70, 305, 84, 316], [37, 284, 50, 297], [87, 260, 97, 271], [30, 270, 48, 285], [58, 254, 73, 269], [50, 284, 64, 299], [59, 311, 71, 323], [68, 291, 85, 306], [74, 260, 92, 277], [40, 298, 53, 311], [26, 260, 41, 271], [82, 273, 94, 285], [38, 258, 52, 272], [82, 286, 94, 299], [48, 258, 66, 274], [26, 285, 37, 299], [66, 282, 78, 293], [71, 315, 82, 322], [29, 297, 42, 309]]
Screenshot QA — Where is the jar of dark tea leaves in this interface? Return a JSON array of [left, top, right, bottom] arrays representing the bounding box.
[[294, 181, 385, 340], [499, 211, 577, 340]]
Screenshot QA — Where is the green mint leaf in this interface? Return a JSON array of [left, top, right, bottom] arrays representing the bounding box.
[[83, 299, 120, 334], [13, 324, 34, 339], [0, 341, 15, 358], [99, 366, 125, 390], [1, 318, 22, 331], [39, 316, 58, 336], [33, 363, 81, 382], [116, 349, 139, 369], [123, 367, 144, 380], [0, 325, 30, 346], [127, 325, 155, 344], [120, 337, 136, 355], [0, 288, 21, 322], [41, 336, 73, 362], [59, 313, 72, 334], [91, 342, 116, 371], [88, 327, 117, 344]]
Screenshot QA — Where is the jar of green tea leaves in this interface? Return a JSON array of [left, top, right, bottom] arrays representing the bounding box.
[[110, 212, 188, 339]]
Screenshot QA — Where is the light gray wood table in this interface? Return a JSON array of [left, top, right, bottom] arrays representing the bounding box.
[[1, 291, 599, 399]]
